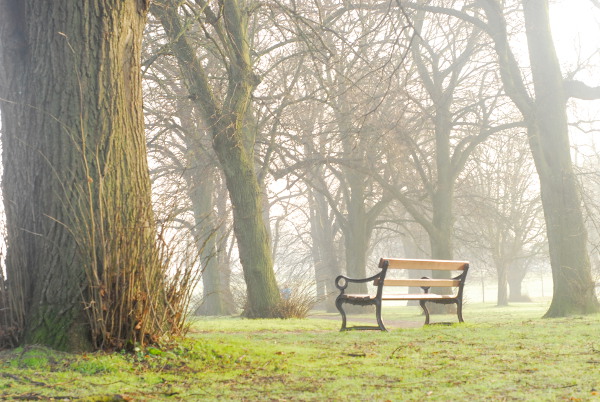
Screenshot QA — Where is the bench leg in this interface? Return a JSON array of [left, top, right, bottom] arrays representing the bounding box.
[[375, 300, 387, 331], [457, 300, 464, 323], [335, 297, 348, 331], [419, 300, 430, 325]]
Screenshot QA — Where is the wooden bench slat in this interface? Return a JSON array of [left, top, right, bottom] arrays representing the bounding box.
[[381, 294, 457, 301], [379, 279, 461, 287], [381, 258, 468, 271]]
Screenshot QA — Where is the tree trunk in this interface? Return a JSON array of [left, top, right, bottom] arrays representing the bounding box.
[[188, 167, 231, 316], [496, 261, 509, 306], [344, 197, 370, 280], [175, 101, 233, 317], [508, 260, 530, 302], [521, 0, 599, 316], [481, 0, 599, 316], [0, 0, 156, 350], [309, 188, 341, 312], [152, 1, 281, 318], [335, 97, 370, 293], [212, 120, 281, 317]]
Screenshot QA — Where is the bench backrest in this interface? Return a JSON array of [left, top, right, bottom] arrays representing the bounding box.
[[380, 258, 468, 271], [374, 258, 469, 297]]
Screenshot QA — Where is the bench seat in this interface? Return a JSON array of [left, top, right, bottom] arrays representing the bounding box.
[[340, 293, 458, 301]]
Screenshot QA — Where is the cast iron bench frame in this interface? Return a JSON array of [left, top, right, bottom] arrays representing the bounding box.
[[334, 258, 469, 331]]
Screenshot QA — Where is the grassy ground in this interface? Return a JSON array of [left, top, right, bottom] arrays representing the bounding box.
[[1, 301, 600, 400]]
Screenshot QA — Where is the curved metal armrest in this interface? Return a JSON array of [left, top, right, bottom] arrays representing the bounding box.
[[335, 271, 383, 291], [453, 271, 467, 281]]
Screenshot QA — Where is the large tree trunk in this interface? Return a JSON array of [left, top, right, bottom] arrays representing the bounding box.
[[0, 0, 156, 350], [481, 0, 599, 316], [521, 0, 599, 316], [212, 119, 281, 317]]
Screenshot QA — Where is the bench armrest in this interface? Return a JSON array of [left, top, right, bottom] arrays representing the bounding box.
[[335, 271, 383, 291]]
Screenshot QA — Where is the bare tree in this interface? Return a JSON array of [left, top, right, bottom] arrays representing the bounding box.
[[150, 0, 281, 318], [460, 131, 545, 305]]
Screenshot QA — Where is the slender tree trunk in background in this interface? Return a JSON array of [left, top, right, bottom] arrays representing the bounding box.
[[496, 261, 509, 306], [428, 93, 455, 265], [428, 189, 455, 313], [343, 195, 370, 281], [152, 1, 280, 317], [334, 98, 370, 293], [216, 185, 236, 312], [0, 0, 155, 350], [187, 167, 230, 316], [482, 0, 599, 316], [309, 188, 341, 311], [508, 260, 530, 302], [409, 11, 475, 308], [304, 119, 342, 311], [429, 188, 454, 267], [425, 79, 455, 311], [174, 101, 233, 316]]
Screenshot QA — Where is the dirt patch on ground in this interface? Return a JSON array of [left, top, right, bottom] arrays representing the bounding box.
[[309, 313, 423, 329]]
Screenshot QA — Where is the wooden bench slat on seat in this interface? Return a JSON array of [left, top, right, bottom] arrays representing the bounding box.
[[381, 258, 468, 271], [375, 279, 461, 287]]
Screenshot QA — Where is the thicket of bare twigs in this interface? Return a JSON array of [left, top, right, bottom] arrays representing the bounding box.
[[75, 191, 201, 351], [271, 283, 318, 319], [0, 175, 201, 352]]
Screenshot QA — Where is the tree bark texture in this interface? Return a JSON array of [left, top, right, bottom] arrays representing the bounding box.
[[0, 0, 155, 350]]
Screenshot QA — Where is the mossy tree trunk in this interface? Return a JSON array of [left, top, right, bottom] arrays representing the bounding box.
[[0, 0, 156, 350], [152, 0, 280, 317]]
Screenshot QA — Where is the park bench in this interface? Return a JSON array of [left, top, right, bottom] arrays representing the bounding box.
[[334, 258, 469, 331]]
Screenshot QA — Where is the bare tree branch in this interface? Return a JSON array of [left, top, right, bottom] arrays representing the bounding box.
[[564, 79, 600, 100]]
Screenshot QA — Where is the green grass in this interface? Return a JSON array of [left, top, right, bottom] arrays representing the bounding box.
[[2, 302, 600, 400]]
